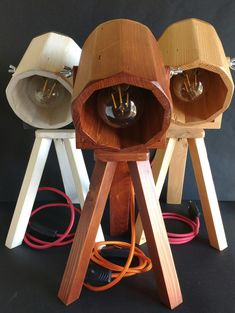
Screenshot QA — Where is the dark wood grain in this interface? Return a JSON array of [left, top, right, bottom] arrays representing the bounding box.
[[58, 150, 182, 309], [72, 19, 172, 151], [110, 162, 134, 236], [58, 160, 117, 305], [128, 160, 183, 309]]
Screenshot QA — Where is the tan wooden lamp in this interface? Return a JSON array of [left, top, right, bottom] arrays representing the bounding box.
[[136, 18, 234, 250], [5, 32, 104, 250], [58, 19, 182, 309]]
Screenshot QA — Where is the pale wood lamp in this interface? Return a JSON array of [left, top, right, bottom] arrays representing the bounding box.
[[5, 32, 104, 250], [58, 19, 182, 309]]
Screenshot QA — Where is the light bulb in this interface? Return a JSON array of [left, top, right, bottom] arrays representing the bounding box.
[[27, 76, 65, 107], [97, 84, 143, 128], [172, 69, 204, 102]]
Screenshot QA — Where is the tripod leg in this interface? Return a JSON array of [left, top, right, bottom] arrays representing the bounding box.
[[135, 138, 176, 245], [64, 138, 104, 242], [58, 160, 117, 305], [54, 138, 80, 203], [5, 135, 52, 249], [129, 160, 182, 309], [167, 138, 188, 204], [188, 138, 227, 251], [152, 138, 177, 197]]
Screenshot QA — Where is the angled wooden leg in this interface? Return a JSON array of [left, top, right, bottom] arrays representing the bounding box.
[[129, 160, 182, 309], [167, 138, 188, 204], [152, 138, 177, 196], [135, 138, 176, 245], [188, 138, 227, 251], [54, 138, 80, 203], [5, 135, 52, 249], [58, 160, 117, 305], [64, 138, 104, 242], [63, 138, 90, 206]]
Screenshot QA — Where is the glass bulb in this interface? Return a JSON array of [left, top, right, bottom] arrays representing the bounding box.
[[97, 84, 142, 128], [172, 69, 204, 102], [27, 76, 64, 107]]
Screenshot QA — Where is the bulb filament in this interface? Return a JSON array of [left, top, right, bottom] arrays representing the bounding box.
[[41, 79, 57, 100], [111, 85, 130, 115], [173, 69, 204, 102]]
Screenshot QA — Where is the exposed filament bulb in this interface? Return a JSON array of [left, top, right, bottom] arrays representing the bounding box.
[[173, 69, 204, 102], [111, 85, 133, 116], [97, 84, 142, 128], [39, 78, 58, 102]]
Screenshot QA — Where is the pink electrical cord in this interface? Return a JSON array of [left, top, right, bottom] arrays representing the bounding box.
[[24, 187, 200, 249], [24, 187, 80, 249], [163, 212, 200, 244]]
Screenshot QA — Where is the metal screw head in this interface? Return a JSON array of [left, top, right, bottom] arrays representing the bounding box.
[[8, 64, 16, 74], [60, 66, 73, 78], [170, 67, 183, 77], [229, 58, 235, 71]]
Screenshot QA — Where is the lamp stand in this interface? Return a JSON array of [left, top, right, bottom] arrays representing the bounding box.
[[135, 129, 228, 251], [58, 150, 183, 309], [5, 129, 104, 249]]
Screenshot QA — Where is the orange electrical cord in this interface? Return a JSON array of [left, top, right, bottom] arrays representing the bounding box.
[[84, 201, 152, 291], [25, 187, 199, 292]]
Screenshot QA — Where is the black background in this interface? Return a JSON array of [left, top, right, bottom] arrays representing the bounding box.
[[1, 2, 235, 313], [0, 0, 235, 202]]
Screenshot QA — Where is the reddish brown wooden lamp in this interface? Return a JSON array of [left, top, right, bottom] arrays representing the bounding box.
[[58, 19, 182, 309]]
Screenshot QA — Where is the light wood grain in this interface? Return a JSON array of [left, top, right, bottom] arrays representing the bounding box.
[[159, 18, 234, 126], [6, 32, 81, 129], [188, 138, 227, 250], [136, 138, 177, 245], [5, 136, 51, 249], [5, 130, 104, 249], [167, 138, 188, 204]]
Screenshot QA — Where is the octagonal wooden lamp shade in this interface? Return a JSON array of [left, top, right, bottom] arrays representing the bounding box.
[[6, 32, 81, 129], [72, 19, 172, 151], [159, 18, 234, 126]]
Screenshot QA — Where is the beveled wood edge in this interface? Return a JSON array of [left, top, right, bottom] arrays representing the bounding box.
[[95, 150, 150, 162]]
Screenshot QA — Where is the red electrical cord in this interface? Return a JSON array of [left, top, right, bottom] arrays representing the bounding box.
[[162, 212, 200, 244], [24, 187, 200, 291], [24, 187, 80, 249]]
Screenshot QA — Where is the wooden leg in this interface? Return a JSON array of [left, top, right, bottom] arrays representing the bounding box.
[[5, 136, 52, 249], [167, 138, 188, 204], [135, 138, 176, 245], [54, 138, 80, 204], [188, 138, 228, 251], [110, 162, 134, 236], [152, 138, 177, 198], [64, 138, 104, 242], [58, 160, 117, 305], [129, 160, 182, 309]]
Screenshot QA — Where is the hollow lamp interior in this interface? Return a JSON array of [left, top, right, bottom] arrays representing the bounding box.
[[97, 84, 143, 128], [27, 76, 67, 108], [172, 69, 205, 102]]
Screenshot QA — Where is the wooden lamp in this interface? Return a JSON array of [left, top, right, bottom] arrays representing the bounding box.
[[5, 32, 104, 250], [136, 19, 234, 250], [58, 19, 182, 309], [160, 18, 233, 126], [6, 32, 80, 129]]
